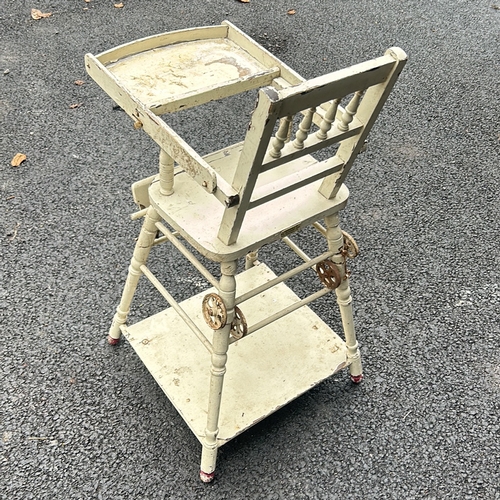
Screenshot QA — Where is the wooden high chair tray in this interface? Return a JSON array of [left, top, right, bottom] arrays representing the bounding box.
[[85, 21, 303, 115], [123, 263, 348, 445]]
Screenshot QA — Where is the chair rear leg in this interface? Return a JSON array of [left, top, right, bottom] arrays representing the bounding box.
[[324, 213, 363, 383], [108, 206, 161, 345]]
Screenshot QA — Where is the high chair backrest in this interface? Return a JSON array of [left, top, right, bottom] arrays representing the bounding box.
[[217, 47, 407, 245]]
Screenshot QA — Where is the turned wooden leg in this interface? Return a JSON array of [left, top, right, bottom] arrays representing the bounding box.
[[324, 213, 363, 383], [107, 206, 160, 345], [200, 260, 237, 482]]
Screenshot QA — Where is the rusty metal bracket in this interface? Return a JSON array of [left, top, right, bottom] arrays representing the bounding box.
[[230, 306, 247, 340], [315, 260, 342, 290], [202, 293, 227, 330]]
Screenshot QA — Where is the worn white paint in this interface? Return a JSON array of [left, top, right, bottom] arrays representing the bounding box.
[[86, 22, 406, 481]]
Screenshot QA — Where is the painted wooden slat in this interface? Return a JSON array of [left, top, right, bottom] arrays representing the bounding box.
[[96, 25, 229, 65], [249, 157, 344, 209], [276, 55, 396, 117], [217, 87, 280, 245], [149, 68, 280, 115]]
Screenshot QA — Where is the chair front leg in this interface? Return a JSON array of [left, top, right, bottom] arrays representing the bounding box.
[[108, 206, 160, 344], [324, 213, 363, 383], [200, 260, 237, 482]]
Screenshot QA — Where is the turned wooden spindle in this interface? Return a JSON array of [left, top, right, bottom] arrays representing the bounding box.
[[293, 107, 316, 149], [337, 91, 363, 132], [316, 98, 340, 139], [159, 148, 174, 195], [269, 115, 293, 158]]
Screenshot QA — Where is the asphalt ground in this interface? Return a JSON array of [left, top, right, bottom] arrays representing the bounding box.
[[1, 1, 499, 498]]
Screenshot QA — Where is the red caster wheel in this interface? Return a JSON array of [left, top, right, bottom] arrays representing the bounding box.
[[200, 470, 215, 483], [107, 335, 120, 346], [350, 373, 364, 384]]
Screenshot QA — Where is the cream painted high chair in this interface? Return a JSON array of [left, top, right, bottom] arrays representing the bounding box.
[[85, 21, 406, 482]]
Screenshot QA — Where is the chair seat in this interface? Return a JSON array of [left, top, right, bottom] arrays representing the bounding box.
[[149, 144, 349, 261]]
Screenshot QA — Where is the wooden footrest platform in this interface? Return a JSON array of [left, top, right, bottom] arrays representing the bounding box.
[[124, 263, 347, 445]]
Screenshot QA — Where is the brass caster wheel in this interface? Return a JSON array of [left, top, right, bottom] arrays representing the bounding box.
[[315, 260, 342, 289], [202, 293, 227, 330], [342, 230, 359, 259], [230, 306, 247, 340]]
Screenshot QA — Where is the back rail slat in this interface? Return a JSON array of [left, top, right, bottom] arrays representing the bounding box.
[[249, 157, 345, 209], [275, 55, 396, 117]]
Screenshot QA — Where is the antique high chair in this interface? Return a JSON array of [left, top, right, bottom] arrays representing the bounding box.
[[85, 21, 406, 482]]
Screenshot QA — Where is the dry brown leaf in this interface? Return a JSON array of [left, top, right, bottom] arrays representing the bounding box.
[[8, 222, 21, 241], [11, 153, 27, 167], [31, 8, 52, 20], [69, 103, 83, 109], [114, 2, 124, 7], [74, 80, 85, 86], [287, 8, 296, 15]]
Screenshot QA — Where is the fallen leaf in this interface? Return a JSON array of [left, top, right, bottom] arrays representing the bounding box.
[[11, 153, 27, 167], [114, 2, 124, 7], [287, 9, 296, 15], [8, 222, 21, 241], [239, 0, 250, 3], [69, 103, 83, 109], [74, 80, 85, 86], [31, 8, 52, 20]]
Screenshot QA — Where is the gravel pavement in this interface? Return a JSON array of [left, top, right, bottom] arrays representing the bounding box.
[[1, 1, 499, 498]]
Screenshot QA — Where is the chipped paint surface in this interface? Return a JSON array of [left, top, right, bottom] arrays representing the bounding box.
[[108, 39, 268, 106]]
